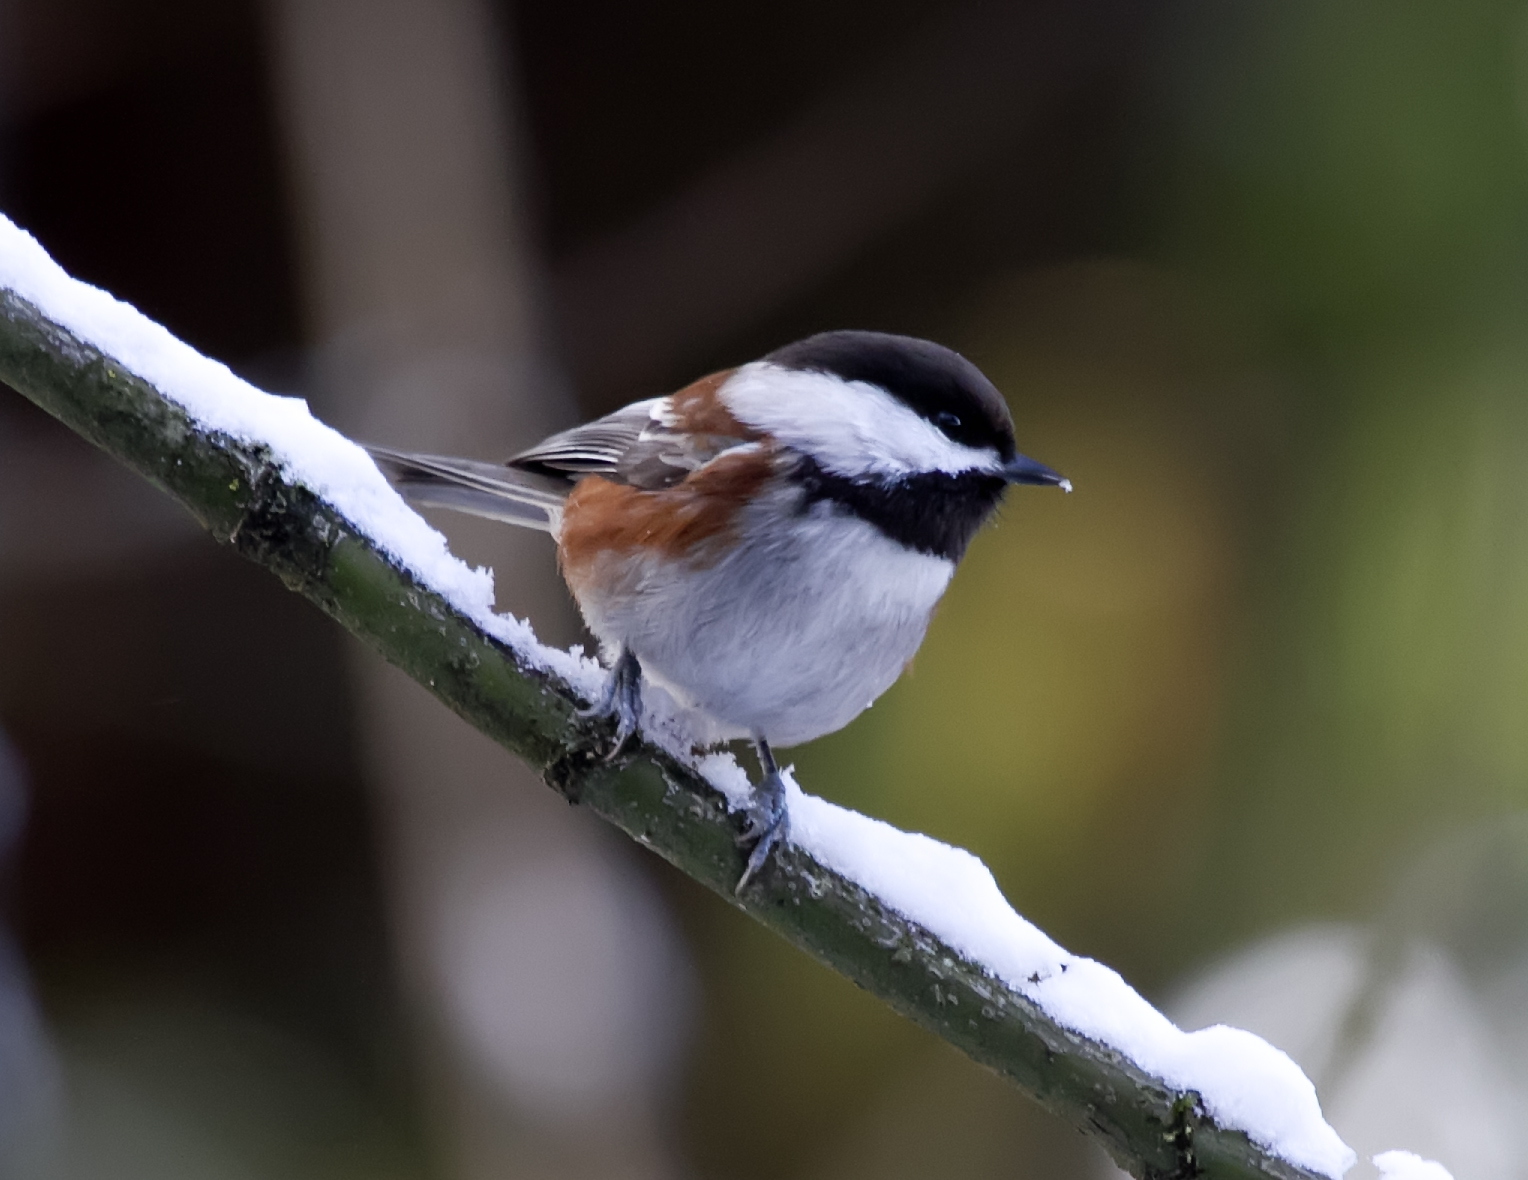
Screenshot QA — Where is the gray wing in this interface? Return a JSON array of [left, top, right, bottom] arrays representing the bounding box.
[[366, 445, 569, 533], [508, 397, 753, 490], [370, 395, 757, 534], [507, 398, 666, 478]]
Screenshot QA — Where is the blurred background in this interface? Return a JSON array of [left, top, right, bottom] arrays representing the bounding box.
[[2, 0, 1528, 1176]]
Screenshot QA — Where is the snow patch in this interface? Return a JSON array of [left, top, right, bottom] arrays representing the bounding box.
[[0, 214, 603, 699], [1373, 1151, 1455, 1180], [776, 768, 1354, 1176]]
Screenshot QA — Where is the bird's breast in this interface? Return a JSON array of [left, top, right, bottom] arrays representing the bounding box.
[[562, 481, 956, 747]]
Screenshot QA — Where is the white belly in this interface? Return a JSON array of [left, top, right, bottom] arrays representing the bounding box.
[[573, 497, 955, 748]]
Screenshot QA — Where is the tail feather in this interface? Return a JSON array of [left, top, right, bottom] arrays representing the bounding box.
[[365, 444, 570, 535]]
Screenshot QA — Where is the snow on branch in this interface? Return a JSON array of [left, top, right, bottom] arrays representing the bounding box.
[[0, 213, 1444, 1180], [1373, 1152, 1456, 1180]]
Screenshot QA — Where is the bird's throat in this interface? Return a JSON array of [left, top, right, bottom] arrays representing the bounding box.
[[791, 457, 1007, 562]]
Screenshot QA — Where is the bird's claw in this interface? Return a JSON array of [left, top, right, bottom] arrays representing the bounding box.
[[579, 648, 641, 761], [735, 757, 789, 893]]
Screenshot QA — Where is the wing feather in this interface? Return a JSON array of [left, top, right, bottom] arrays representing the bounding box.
[[508, 396, 756, 490], [370, 386, 764, 535], [366, 445, 568, 533], [508, 399, 665, 476]]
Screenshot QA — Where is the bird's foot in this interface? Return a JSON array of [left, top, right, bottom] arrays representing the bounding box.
[[578, 648, 642, 760], [735, 741, 789, 893]]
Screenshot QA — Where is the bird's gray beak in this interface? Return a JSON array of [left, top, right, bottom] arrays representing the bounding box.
[[1003, 452, 1072, 493]]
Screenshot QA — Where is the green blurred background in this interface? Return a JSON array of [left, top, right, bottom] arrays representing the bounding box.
[[3, 0, 1528, 1176]]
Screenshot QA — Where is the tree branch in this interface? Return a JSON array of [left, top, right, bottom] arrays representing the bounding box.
[[0, 280, 1334, 1180]]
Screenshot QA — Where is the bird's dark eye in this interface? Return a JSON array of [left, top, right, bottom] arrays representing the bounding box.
[[933, 411, 962, 432]]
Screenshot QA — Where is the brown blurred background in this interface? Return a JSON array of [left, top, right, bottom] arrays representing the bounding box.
[[4, 0, 1528, 1177]]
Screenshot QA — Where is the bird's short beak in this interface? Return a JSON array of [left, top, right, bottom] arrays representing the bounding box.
[[1003, 453, 1072, 493]]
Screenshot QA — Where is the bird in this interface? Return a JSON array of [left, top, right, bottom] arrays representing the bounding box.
[[367, 330, 1069, 890]]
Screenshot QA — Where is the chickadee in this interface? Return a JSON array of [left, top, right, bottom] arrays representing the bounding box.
[[369, 330, 1069, 889]]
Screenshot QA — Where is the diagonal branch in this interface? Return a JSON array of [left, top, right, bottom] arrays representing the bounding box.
[[0, 230, 1355, 1180]]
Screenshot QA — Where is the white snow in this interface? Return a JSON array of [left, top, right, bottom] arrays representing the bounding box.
[[685, 750, 1357, 1175], [1373, 1152, 1455, 1180], [1, 211, 1446, 1180], [0, 214, 603, 699], [771, 769, 1357, 1177]]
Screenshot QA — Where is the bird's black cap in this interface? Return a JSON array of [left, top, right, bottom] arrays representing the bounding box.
[[766, 330, 1018, 460]]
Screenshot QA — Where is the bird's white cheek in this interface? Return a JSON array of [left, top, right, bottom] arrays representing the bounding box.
[[721, 363, 999, 478]]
